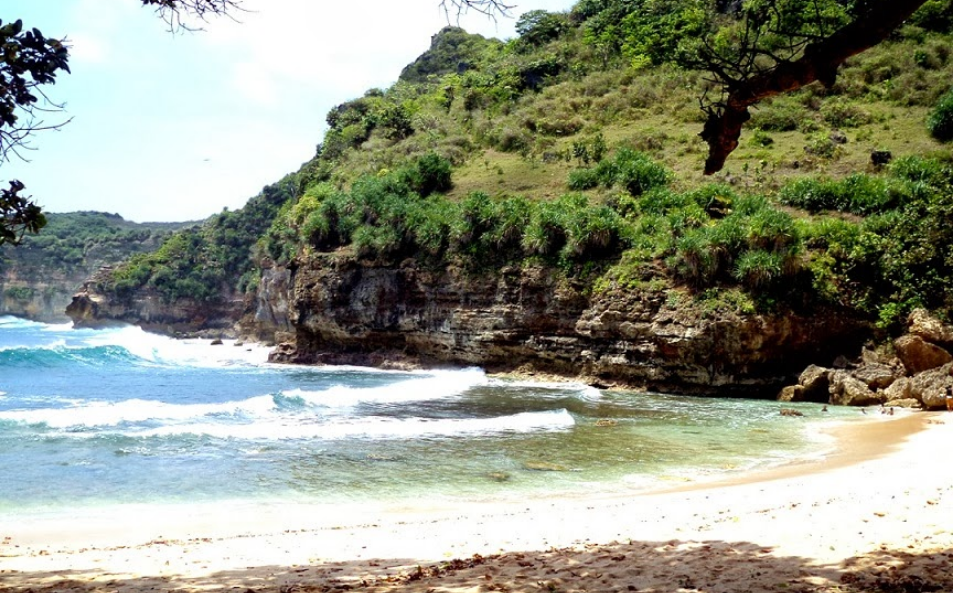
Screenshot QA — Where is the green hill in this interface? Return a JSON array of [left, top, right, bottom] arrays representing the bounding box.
[[0, 212, 192, 320], [94, 0, 953, 332]]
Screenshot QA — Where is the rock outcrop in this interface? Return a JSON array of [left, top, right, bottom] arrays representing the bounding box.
[[237, 261, 294, 344], [778, 308, 953, 409], [269, 254, 865, 396], [66, 268, 243, 338]]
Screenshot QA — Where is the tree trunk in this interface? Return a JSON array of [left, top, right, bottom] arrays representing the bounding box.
[[702, 1, 929, 175]]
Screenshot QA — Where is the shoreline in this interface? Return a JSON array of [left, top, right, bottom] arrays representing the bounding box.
[[3, 411, 951, 592]]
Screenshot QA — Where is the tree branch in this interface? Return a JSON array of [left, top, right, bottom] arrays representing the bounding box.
[[438, 0, 515, 22], [701, 1, 929, 175], [140, 0, 245, 32]]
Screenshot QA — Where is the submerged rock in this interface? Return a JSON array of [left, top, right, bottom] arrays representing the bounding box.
[[523, 461, 569, 472]]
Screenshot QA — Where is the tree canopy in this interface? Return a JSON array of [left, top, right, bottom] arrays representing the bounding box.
[[691, 0, 931, 173]]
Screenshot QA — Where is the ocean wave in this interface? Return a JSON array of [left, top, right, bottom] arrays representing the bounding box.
[[0, 368, 490, 429], [0, 343, 142, 368], [282, 367, 488, 408], [80, 325, 271, 368], [0, 395, 278, 429], [488, 377, 604, 400], [139, 408, 576, 441], [0, 316, 44, 329]]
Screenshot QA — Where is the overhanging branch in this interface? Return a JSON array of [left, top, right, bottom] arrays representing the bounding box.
[[701, 1, 929, 175]]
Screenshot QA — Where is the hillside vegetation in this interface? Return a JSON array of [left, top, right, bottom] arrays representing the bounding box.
[[99, 0, 953, 330], [0, 211, 191, 319]]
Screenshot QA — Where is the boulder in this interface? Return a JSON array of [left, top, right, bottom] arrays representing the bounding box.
[[870, 150, 892, 168], [894, 334, 952, 374], [852, 363, 901, 390], [777, 385, 804, 402], [910, 363, 953, 410], [798, 365, 832, 402], [908, 309, 953, 346], [829, 370, 883, 406], [882, 376, 912, 402]]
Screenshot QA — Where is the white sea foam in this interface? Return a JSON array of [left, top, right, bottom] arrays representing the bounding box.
[[40, 321, 76, 332], [0, 316, 42, 329], [79, 325, 271, 368], [140, 408, 576, 441], [283, 367, 488, 409], [0, 367, 491, 429], [0, 395, 278, 429]]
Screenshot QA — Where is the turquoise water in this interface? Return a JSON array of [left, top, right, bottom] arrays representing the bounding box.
[[0, 315, 859, 515]]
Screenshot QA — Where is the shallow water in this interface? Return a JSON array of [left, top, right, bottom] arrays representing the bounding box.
[[0, 315, 862, 515]]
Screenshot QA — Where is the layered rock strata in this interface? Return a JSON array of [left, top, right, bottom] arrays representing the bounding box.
[[269, 254, 865, 396], [67, 268, 243, 338]]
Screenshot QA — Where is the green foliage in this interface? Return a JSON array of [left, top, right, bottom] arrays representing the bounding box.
[[516, 10, 569, 48], [778, 173, 925, 215], [911, 0, 953, 33], [667, 195, 801, 291], [398, 27, 502, 83], [1, 180, 46, 245], [748, 96, 808, 132], [927, 86, 953, 142], [0, 18, 70, 244], [617, 0, 710, 67], [575, 149, 672, 196], [1, 211, 185, 282], [3, 285, 34, 301], [820, 99, 872, 129], [796, 158, 953, 324], [399, 152, 453, 197], [102, 177, 296, 302]]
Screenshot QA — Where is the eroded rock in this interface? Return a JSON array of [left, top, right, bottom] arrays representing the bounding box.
[[910, 363, 953, 410], [829, 370, 883, 406], [908, 308, 953, 346], [894, 335, 953, 374]]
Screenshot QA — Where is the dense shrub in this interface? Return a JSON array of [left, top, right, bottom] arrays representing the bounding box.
[[927, 86, 953, 142], [567, 150, 671, 196], [778, 174, 914, 215]]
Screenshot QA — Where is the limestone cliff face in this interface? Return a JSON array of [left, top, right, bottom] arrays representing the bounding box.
[[237, 262, 294, 344], [272, 254, 865, 396], [66, 269, 244, 338], [0, 268, 84, 323]]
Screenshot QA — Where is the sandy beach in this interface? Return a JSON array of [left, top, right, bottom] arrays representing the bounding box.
[[2, 411, 951, 593]]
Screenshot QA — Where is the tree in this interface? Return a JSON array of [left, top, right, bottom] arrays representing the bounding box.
[[693, 0, 930, 174]]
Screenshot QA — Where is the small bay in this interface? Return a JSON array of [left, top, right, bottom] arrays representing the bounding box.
[[0, 315, 862, 517]]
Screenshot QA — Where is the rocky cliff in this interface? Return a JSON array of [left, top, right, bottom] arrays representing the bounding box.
[[267, 253, 866, 396], [0, 269, 79, 322], [67, 267, 245, 338]]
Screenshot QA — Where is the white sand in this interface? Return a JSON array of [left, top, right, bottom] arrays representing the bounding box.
[[2, 411, 951, 593]]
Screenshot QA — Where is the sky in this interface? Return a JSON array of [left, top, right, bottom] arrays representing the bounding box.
[[2, 0, 577, 222]]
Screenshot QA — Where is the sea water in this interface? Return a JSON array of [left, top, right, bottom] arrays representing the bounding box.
[[0, 315, 862, 517]]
